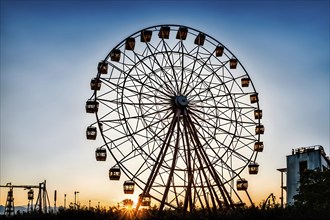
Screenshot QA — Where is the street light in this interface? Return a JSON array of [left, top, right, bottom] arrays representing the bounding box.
[[64, 194, 66, 209], [277, 168, 287, 208], [74, 191, 80, 209]]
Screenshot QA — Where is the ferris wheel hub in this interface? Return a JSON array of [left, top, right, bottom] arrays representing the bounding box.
[[175, 95, 188, 108]]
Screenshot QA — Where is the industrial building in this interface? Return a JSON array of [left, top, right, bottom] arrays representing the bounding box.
[[286, 145, 330, 205]]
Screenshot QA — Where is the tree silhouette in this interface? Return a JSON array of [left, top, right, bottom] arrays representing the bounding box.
[[294, 169, 330, 211]]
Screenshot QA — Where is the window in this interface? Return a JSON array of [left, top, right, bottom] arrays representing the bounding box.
[[299, 161, 307, 173]]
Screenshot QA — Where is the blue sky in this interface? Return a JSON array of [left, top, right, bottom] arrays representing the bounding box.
[[1, 0, 329, 207]]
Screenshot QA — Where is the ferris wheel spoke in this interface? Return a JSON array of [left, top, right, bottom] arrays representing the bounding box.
[[117, 112, 176, 177], [189, 110, 251, 164], [141, 111, 179, 198], [106, 110, 173, 146], [184, 46, 219, 97], [178, 41, 194, 94], [101, 106, 170, 123], [99, 77, 170, 102], [187, 114, 236, 171], [98, 98, 168, 107], [160, 39, 181, 93], [187, 108, 237, 139], [142, 42, 177, 95], [136, 116, 173, 163], [182, 45, 201, 95], [126, 61, 174, 98], [125, 48, 176, 96], [188, 113, 251, 179]]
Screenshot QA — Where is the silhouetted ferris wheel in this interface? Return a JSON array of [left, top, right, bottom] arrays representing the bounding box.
[[86, 24, 264, 213]]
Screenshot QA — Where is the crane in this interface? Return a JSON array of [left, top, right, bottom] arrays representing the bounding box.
[[0, 180, 50, 216]]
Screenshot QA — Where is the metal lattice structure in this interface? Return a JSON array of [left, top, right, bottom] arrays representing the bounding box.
[[86, 24, 264, 213]]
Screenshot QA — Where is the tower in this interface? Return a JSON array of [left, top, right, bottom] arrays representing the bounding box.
[[5, 188, 15, 216]]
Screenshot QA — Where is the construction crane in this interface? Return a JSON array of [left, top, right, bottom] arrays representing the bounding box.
[[0, 180, 50, 216]]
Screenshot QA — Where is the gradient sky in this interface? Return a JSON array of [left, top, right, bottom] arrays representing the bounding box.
[[1, 0, 329, 208]]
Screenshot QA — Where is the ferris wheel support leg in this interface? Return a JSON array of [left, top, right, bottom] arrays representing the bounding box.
[[188, 128, 221, 211], [244, 189, 254, 207], [186, 113, 235, 210], [182, 127, 194, 213], [183, 114, 217, 213], [158, 111, 181, 212], [135, 112, 178, 213], [196, 169, 211, 213], [183, 114, 211, 212]]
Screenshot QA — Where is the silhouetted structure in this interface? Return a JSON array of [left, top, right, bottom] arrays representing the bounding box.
[[86, 24, 265, 215], [0, 180, 50, 216], [286, 145, 330, 205]]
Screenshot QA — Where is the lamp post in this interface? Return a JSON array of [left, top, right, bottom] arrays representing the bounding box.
[[64, 194, 66, 209], [74, 191, 79, 209], [277, 168, 287, 208]]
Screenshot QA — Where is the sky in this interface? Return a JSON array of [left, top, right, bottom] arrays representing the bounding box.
[[0, 0, 329, 209]]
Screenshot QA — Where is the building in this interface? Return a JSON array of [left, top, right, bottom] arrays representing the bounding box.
[[286, 145, 330, 205]]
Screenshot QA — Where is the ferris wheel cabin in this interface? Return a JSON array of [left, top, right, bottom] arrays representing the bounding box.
[[110, 49, 121, 62], [109, 167, 121, 180], [176, 27, 188, 40], [230, 58, 238, 69], [123, 180, 135, 194], [90, 78, 101, 90], [241, 77, 250, 87], [158, 26, 170, 39], [85, 100, 99, 113], [255, 125, 265, 135], [236, 179, 248, 191], [254, 142, 264, 152], [194, 33, 205, 46], [97, 62, 108, 74], [125, 38, 135, 50], [248, 162, 259, 174], [139, 193, 151, 206], [95, 148, 107, 161], [250, 93, 259, 104], [141, 30, 152, 42], [215, 46, 224, 57], [86, 126, 97, 140], [254, 110, 263, 119]]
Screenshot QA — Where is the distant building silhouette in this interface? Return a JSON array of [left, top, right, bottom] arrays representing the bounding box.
[[286, 145, 330, 205]]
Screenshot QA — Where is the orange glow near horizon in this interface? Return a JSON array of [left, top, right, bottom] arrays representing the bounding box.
[[0, 180, 282, 209]]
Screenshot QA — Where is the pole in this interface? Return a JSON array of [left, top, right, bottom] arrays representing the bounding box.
[[277, 168, 287, 208], [74, 191, 79, 209], [64, 194, 66, 209], [74, 192, 77, 209], [54, 190, 57, 212], [280, 172, 284, 208]]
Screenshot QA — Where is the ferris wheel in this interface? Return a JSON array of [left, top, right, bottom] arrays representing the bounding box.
[[86, 24, 264, 213]]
